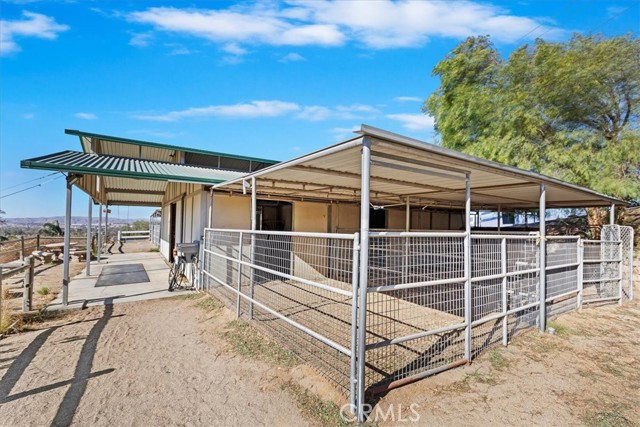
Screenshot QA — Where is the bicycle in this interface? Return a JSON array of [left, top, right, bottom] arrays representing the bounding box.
[[168, 243, 200, 291]]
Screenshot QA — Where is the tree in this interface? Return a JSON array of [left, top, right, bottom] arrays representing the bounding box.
[[40, 220, 63, 236], [131, 220, 149, 231], [425, 34, 640, 231]]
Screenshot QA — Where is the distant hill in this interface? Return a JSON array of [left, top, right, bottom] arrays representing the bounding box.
[[3, 217, 147, 226]]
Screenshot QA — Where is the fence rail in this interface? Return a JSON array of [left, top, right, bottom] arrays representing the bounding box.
[[201, 225, 634, 420]]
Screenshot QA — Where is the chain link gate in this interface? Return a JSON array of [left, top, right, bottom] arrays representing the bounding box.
[[603, 225, 635, 300]]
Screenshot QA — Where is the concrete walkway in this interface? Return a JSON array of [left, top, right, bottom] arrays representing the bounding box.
[[47, 252, 192, 310]]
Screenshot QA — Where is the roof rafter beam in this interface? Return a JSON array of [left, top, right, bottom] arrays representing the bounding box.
[[106, 189, 165, 195], [291, 165, 452, 192]]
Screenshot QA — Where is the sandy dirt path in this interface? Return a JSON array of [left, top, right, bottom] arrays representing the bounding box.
[[0, 297, 310, 427]]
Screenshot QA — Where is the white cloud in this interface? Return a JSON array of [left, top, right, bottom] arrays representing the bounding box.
[[0, 11, 68, 55], [222, 42, 247, 56], [279, 52, 305, 62], [21, 113, 35, 120], [129, 32, 152, 47], [74, 112, 97, 120], [330, 126, 360, 140], [606, 6, 627, 18], [394, 96, 422, 103], [132, 100, 379, 122], [387, 113, 434, 131], [297, 104, 379, 121], [126, 2, 564, 55], [133, 100, 301, 122]]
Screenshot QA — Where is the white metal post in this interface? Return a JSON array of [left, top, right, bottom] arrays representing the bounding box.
[[63, 177, 73, 306], [349, 232, 360, 414], [208, 188, 214, 228], [577, 239, 584, 310], [618, 240, 623, 305], [356, 138, 371, 423], [403, 197, 410, 282], [236, 231, 244, 318], [105, 205, 109, 248], [97, 203, 103, 263], [501, 237, 508, 346], [86, 197, 92, 276], [249, 176, 257, 320], [630, 235, 635, 301], [539, 184, 547, 332], [497, 205, 501, 232], [610, 203, 615, 225], [464, 175, 472, 360]]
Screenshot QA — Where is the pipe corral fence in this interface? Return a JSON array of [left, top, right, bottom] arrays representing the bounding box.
[[201, 224, 634, 419]]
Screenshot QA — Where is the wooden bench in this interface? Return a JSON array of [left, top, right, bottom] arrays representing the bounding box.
[[69, 250, 87, 262], [31, 250, 54, 264]]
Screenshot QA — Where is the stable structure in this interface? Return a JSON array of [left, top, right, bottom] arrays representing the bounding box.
[[198, 125, 633, 422], [21, 125, 634, 422], [21, 130, 278, 303]]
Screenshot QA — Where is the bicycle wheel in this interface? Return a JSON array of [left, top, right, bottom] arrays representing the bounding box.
[[168, 259, 181, 291]]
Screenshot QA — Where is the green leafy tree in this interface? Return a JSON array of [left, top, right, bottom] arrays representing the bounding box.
[[40, 220, 63, 236], [131, 220, 150, 231], [425, 34, 640, 230]]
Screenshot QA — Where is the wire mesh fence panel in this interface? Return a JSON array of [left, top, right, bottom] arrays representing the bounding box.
[[364, 233, 466, 390], [202, 228, 357, 393], [582, 240, 621, 303], [609, 225, 635, 300], [470, 235, 540, 355], [545, 237, 579, 300]]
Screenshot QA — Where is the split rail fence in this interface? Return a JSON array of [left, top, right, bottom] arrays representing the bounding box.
[[201, 224, 634, 418]]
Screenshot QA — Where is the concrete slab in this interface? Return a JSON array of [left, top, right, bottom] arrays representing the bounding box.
[[47, 252, 194, 311], [95, 263, 150, 287]]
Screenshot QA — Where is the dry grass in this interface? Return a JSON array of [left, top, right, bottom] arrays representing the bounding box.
[[224, 319, 298, 368], [281, 381, 352, 427]]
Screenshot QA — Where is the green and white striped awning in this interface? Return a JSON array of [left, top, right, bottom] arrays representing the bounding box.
[[21, 150, 246, 206]]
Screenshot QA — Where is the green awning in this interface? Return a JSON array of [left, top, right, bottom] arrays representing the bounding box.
[[21, 150, 245, 184]]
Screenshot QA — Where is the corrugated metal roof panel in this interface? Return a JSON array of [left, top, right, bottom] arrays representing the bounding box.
[[213, 125, 625, 209], [21, 150, 245, 185]]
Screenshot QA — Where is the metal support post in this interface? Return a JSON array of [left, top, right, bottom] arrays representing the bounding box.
[[610, 203, 615, 225], [86, 197, 92, 276], [356, 138, 371, 423], [105, 205, 109, 247], [501, 237, 508, 346], [349, 232, 360, 413], [236, 231, 244, 318], [249, 177, 257, 320], [464, 174, 472, 360], [539, 184, 547, 332], [618, 241, 623, 305], [630, 235, 635, 301], [98, 203, 103, 263], [577, 239, 584, 310], [63, 177, 73, 306]]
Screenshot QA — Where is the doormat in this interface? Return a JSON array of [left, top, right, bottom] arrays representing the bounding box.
[[95, 263, 150, 287]]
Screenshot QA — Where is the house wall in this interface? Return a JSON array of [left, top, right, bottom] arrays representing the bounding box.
[[293, 201, 328, 232], [212, 193, 251, 229], [159, 182, 207, 260]]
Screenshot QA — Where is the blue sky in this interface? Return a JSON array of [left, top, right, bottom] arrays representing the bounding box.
[[1, 0, 638, 219]]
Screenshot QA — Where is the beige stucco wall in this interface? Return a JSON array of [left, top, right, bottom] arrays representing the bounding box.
[[212, 193, 251, 229], [293, 201, 328, 232]]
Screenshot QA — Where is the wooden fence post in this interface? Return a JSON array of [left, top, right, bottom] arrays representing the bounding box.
[[36, 234, 41, 251], [22, 256, 34, 312], [20, 236, 25, 261]]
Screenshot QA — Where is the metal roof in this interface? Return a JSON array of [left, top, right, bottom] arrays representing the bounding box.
[[65, 129, 278, 166], [21, 150, 246, 206], [214, 125, 626, 210]]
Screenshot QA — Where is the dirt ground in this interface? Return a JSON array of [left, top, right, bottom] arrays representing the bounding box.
[[0, 296, 313, 427], [0, 256, 638, 426], [376, 299, 640, 426]]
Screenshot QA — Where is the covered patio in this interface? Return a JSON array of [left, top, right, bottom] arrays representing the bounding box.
[[46, 251, 189, 310]]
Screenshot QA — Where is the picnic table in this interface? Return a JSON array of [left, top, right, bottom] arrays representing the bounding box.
[[41, 242, 79, 261]]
